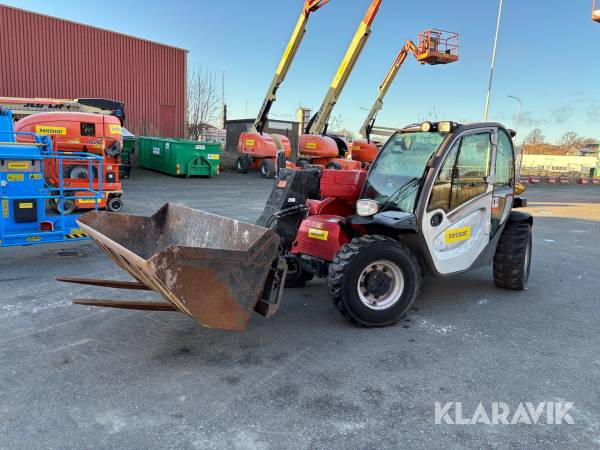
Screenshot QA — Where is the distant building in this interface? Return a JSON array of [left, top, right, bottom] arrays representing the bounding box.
[[580, 143, 599, 156], [0, 5, 187, 137], [521, 154, 598, 177], [524, 144, 579, 156], [194, 123, 226, 145]]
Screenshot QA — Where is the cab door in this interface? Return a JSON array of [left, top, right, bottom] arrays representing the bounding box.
[[420, 129, 496, 275]]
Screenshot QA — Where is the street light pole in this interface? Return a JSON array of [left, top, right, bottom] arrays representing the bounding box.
[[483, 0, 504, 121], [508, 94, 522, 135]]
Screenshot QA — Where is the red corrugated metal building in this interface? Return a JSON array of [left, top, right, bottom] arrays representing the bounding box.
[[0, 5, 187, 137]]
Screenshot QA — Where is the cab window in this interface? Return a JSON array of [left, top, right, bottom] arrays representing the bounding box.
[[450, 132, 492, 210], [427, 132, 492, 212], [427, 139, 460, 212], [494, 131, 515, 188]]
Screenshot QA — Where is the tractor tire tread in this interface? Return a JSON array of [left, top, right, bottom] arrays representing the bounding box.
[[327, 235, 422, 327], [493, 221, 531, 290]]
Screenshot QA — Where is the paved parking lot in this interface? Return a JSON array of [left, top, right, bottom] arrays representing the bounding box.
[[1, 170, 599, 449]]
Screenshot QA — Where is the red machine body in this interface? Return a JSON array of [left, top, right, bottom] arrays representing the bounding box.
[[349, 139, 379, 163], [238, 132, 292, 171], [291, 169, 366, 261], [297, 134, 363, 170], [15, 112, 123, 211], [298, 134, 338, 158]]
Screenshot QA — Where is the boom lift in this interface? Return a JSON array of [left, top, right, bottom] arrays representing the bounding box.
[[296, 0, 382, 169], [594, 0, 600, 22], [15, 112, 125, 212], [351, 30, 459, 165], [236, 0, 330, 179]]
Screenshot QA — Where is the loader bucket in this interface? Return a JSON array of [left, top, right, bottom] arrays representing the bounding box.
[[75, 203, 282, 330]]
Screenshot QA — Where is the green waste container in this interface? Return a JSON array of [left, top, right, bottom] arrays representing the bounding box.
[[139, 137, 220, 177], [120, 136, 138, 179]]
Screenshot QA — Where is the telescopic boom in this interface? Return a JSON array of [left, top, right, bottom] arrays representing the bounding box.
[[306, 0, 382, 135], [253, 0, 330, 133]]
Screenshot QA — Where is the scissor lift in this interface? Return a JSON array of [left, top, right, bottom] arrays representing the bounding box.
[[0, 109, 103, 247]]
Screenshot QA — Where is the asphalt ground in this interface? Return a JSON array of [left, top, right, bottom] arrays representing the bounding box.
[[0, 169, 599, 449]]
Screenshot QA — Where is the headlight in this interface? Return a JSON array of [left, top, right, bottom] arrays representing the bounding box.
[[437, 121, 453, 133], [420, 122, 432, 132], [356, 199, 379, 217]]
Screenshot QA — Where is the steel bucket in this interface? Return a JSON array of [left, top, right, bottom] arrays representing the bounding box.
[[74, 203, 282, 330]]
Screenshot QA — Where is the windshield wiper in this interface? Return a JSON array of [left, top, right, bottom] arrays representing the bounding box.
[[378, 177, 421, 213]]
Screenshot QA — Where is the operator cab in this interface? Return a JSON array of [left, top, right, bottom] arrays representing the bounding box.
[[356, 121, 524, 277]]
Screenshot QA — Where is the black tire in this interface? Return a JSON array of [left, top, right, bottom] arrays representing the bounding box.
[[236, 155, 251, 174], [327, 235, 422, 327], [296, 158, 310, 169], [493, 221, 532, 290], [58, 199, 76, 215], [284, 270, 314, 288], [107, 197, 124, 212], [259, 159, 276, 179], [326, 161, 342, 170]]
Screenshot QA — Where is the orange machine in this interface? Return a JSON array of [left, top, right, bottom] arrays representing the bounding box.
[[351, 30, 459, 165], [237, 0, 329, 178], [296, 0, 381, 170], [15, 112, 124, 212], [594, 0, 600, 22]]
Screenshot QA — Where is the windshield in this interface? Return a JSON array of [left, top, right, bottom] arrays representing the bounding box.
[[362, 131, 447, 213]]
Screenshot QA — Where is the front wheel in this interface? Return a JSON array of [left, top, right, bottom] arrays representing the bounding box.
[[259, 159, 276, 179], [327, 235, 422, 327]]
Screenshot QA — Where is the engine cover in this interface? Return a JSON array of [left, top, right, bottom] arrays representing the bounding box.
[[291, 215, 349, 262]]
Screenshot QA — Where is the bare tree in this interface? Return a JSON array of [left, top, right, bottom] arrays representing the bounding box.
[[559, 132, 596, 150], [524, 128, 545, 146], [558, 131, 580, 150], [328, 113, 344, 132], [187, 66, 221, 140]]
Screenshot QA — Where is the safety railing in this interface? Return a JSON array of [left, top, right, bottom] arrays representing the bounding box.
[[418, 29, 459, 57], [0, 143, 104, 246]]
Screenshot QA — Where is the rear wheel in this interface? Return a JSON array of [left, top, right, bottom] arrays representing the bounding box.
[[107, 197, 124, 212], [326, 161, 342, 170], [493, 221, 532, 290], [236, 155, 251, 174], [328, 235, 422, 327], [259, 159, 276, 179], [57, 199, 76, 215]]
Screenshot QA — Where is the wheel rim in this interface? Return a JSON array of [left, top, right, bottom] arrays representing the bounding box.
[[524, 235, 532, 281], [110, 199, 123, 211], [70, 166, 89, 179], [357, 260, 404, 310], [260, 163, 267, 175]]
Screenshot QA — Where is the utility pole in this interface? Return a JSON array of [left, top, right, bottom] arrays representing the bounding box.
[[508, 94, 522, 135], [483, 0, 504, 121], [221, 66, 227, 128]]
